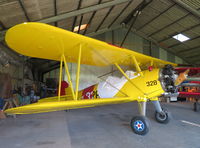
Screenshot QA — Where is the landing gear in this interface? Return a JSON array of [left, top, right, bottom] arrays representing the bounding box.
[[194, 101, 200, 112], [130, 100, 171, 135], [152, 100, 171, 124], [130, 116, 150, 135], [130, 101, 149, 135], [155, 108, 170, 124]]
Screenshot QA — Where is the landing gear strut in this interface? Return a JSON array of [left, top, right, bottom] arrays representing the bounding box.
[[130, 101, 150, 135], [152, 101, 171, 124], [130, 100, 171, 135]]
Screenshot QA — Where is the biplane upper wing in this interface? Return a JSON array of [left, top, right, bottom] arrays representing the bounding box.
[[5, 22, 177, 68]]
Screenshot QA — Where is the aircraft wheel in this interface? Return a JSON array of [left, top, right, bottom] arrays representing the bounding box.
[[155, 108, 170, 124], [130, 116, 150, 135], [194, 102, 199, 112]]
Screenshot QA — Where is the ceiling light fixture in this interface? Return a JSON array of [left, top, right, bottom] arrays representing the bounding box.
[[173, 33, 190, 42], [73, 24, 88, 32]]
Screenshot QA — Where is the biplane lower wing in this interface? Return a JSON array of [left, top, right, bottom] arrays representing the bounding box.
[[5, 97, 134, 114]]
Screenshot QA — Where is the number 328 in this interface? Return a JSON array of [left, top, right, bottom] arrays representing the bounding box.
[[146, 80, 157, 86]]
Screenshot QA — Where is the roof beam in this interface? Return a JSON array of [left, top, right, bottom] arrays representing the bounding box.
[[83, 0, 102, 35], [158, 23, 200, 43], [0, 0, 130, 41], [172, 0, 200, 18], [148, 13, 189, 37], [121, 10, 140, 47], [129, 27, 191, 64], [71, 0, 83, 32], [186, 55, 200, 62], [178, 45, 200, 55], [108, 1, 131, 28], [77, 15, 83, 34], [18, 0, 30, 21], [122, 0, 152, 25], [168, 36, 200, 48], [86, 25, 122, 37], [54, 0, 58, 26], [38, 0, 131, 24], [95, 6, 114, 32], [136, 4, 175, 31], [185, 53, 200, 59]]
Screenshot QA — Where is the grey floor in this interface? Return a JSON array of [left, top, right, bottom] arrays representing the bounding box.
[[0, 101, 200, 148]]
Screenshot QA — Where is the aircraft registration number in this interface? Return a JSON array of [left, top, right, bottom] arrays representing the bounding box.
[[146, 80, 157, 86]]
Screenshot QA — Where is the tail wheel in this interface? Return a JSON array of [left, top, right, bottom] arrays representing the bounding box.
[[130, 116, 150, 135], [155, 108, 170, 124]]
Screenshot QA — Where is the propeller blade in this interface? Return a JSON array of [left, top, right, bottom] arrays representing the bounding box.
[[175, 69, 190, 86]]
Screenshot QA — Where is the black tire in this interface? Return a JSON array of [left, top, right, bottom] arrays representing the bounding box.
[[155, 108, 170, 124], [194, 102, 200, 112], [130, 116, 150, 135], [194, 102, 197, 112]]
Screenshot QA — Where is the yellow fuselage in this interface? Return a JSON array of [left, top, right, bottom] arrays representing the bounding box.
[[114, 69, 164, 101], [70, 68, 164, 101]]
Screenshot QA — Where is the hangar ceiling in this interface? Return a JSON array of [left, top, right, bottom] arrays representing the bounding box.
[[0, 0, 143, 37], [132, 0, 200, 64], [0, 0, 200, 73]]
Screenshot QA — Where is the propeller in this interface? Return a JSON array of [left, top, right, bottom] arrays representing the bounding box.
[[174, 69, 190, 86]]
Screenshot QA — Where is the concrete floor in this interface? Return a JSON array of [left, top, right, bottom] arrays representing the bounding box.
[[0, 102, 200, 148]]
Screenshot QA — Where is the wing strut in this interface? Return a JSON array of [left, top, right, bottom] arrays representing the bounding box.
[[75, 44, 82, 100], [131, 56, 143, 76], [58, 56, 63, 101], [63, 55, 75, 100], [58, 40, 82, 101], [114, 63, 144, 94]]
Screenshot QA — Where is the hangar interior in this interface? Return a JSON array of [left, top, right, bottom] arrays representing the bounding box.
[[0, 0, 200, 148]]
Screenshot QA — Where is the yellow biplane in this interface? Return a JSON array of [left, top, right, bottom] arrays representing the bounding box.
[[4, 22, 186, 135]]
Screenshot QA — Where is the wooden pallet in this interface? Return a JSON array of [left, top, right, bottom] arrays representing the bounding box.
[[3, 98, 19, 118]]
